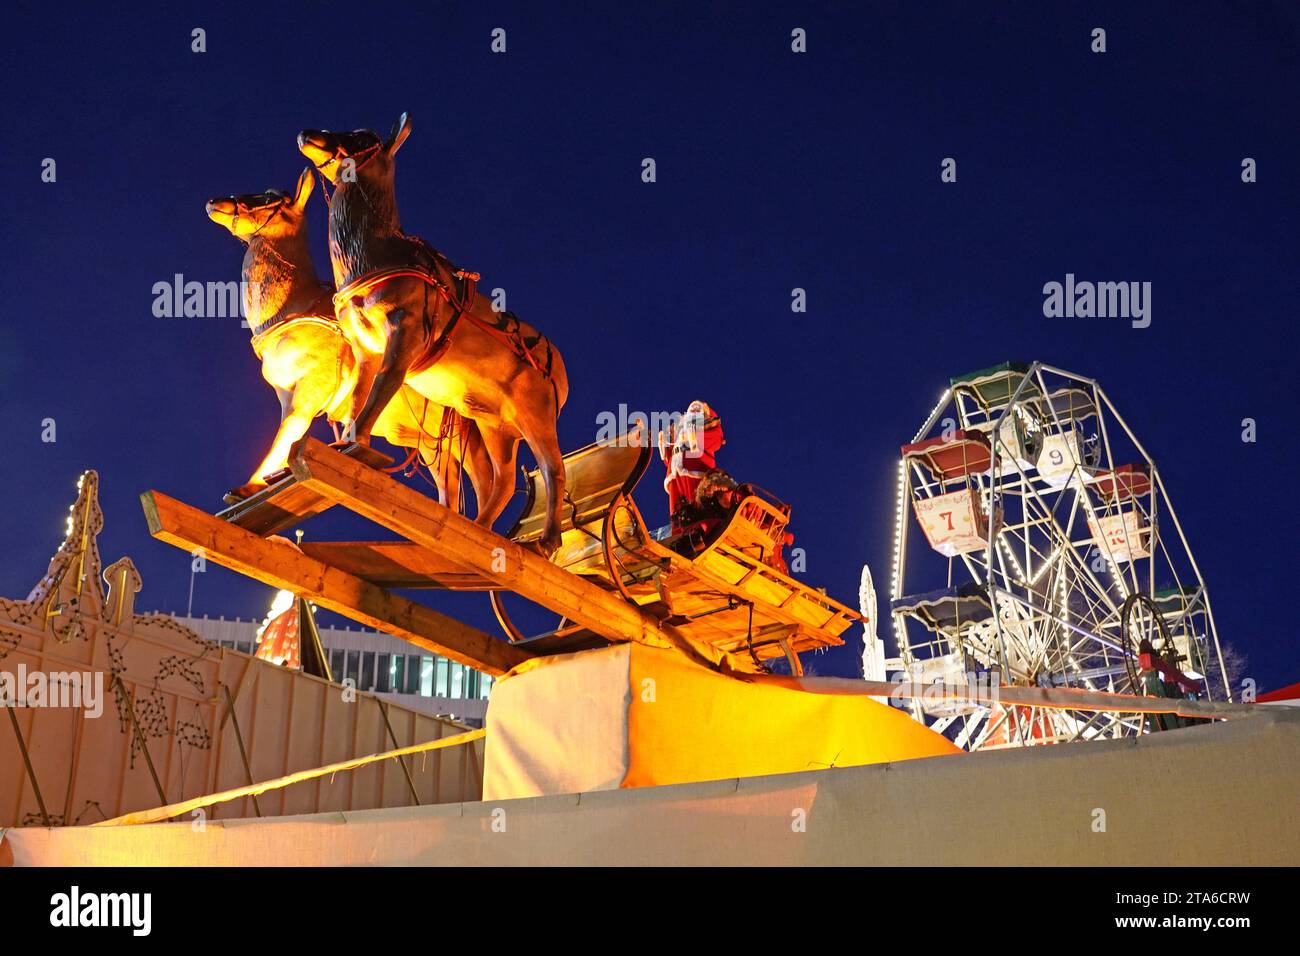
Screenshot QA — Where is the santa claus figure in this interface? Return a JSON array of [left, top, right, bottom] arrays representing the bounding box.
[[658, 400, 724, 533]]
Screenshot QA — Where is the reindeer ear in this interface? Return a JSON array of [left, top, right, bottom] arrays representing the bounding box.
[[293, 167, 315, 209], [386, 112, 412, 155]]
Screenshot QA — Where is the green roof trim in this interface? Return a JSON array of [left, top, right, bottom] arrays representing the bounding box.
[[950, 361, 1031, 387], [950, 362, 1039, 407], [1153, 585, 1206, 617]]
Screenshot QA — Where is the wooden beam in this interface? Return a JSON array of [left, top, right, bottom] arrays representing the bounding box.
[[297, 541, 492, 591], [140, 491, 528, 676], [289, 439, 749, 673]]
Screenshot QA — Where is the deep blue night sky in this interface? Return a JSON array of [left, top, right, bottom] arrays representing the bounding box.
[[3, 2, 1296, 689]]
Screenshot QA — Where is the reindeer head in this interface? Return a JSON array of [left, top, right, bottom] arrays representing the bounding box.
[[205, 168, 314, 241], [297, 113, 412, 184]]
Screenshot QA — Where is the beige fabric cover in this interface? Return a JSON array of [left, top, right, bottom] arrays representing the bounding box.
[[5, 708, 1297, 866]]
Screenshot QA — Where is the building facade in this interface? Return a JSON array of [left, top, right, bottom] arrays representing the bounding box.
[[169, 613, 493, 725]]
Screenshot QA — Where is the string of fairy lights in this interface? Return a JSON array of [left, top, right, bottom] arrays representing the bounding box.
[[888, 388, 951, 659]]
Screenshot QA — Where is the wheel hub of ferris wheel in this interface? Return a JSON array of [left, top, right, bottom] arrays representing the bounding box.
[[876, 361, 1227, 751]]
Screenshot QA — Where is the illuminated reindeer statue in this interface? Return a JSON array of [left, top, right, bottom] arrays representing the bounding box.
[[206, 168, 490, 508], [298, 113, 570, 554]]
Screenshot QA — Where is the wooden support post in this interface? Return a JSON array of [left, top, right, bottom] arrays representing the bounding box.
[[140, 490, 529, 676], [6, 706, 50, 826], [378, 700, 421, 806], [289, 439, 749, 673], [222, 683, 262, 818]]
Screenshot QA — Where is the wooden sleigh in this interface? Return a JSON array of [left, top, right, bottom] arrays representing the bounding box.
[[495, 432, 862, 671], [146, 434, 862, 677]]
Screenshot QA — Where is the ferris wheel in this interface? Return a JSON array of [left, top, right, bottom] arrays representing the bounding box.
[[882, 361, 1228, 750]]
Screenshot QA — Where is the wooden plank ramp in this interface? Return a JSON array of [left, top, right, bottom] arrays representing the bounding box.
[[141, 438, 751, 676]]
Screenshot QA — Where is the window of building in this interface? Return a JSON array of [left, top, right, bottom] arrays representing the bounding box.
[[392, 655, 406, 693], [345, 650, 360, 685], [375, 653, 391, 693], [329, 649, 344, 682], [360, 651, 375, 691], [419, 657, 434, 697], [450, 662, 464, 699], [436, 658, 449, 698], [403, 656, 421, 695]]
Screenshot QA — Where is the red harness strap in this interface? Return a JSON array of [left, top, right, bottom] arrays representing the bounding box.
[[333, 266, 551, 379]]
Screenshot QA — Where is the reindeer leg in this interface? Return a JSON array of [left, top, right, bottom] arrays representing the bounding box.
[[231, 384, 325, 500], [241, 387, 294, 484], [337, 300, 380, 445], [457, 419, 493, 520], [514, 410, 567, 557], [351, 307, 419, 443], [436, 442, 462, 512], [341, 354, 379, 444], [413, 403, 466, 512], [474, 425, 520, 531]]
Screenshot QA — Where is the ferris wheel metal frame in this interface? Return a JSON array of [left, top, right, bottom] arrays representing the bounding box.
[[882, 361, 1229, 750]]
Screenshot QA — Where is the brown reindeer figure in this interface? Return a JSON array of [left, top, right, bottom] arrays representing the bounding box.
[[206, 168, 490, 508], [298, 114, 570, 554]]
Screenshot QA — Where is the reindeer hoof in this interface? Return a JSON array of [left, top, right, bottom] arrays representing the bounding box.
[[537, 532, 563, 559], [224, 482, 265, 505]]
